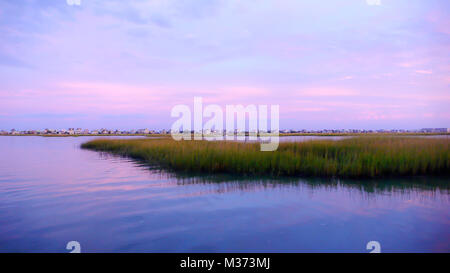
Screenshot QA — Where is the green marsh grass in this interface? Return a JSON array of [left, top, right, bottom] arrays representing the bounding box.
[[81, 137, 450, 178]]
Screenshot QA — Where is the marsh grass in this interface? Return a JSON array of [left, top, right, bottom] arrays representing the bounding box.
[[81, 137, 450, 178]]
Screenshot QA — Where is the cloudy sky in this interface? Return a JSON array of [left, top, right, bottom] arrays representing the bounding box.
[[0, 0, 449, 130]]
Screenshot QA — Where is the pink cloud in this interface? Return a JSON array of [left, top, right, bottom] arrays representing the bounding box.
[[415, 70, 433, 74], [339, 76, 354, 80], [298, 87, 358, 97]]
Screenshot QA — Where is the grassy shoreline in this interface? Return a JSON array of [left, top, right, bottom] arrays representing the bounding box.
[[81, 137, 449, 179]]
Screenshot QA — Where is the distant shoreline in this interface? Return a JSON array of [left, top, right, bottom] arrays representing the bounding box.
[[1, 132, 449, 137], [0, 134, 170, 137]]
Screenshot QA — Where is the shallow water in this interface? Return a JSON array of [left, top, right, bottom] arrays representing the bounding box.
[[0, 136, 448, 252]]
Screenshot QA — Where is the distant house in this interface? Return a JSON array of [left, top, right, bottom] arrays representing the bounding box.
[[435, 128, 448, 133], [136, 129, 150, 134], [421, 128, 448, 133]]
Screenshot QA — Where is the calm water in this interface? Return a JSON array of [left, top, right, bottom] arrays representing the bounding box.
[[0, 136, 448, 253]]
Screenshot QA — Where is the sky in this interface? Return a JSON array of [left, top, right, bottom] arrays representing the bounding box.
[[0, 0, 449, 130]]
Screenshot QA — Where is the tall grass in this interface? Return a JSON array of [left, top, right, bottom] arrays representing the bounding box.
[[81, 137, 450, 178]]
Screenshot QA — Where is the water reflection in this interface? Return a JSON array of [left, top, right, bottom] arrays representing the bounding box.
[[0, 136, 448, 252], [128, 154, 449, 197]]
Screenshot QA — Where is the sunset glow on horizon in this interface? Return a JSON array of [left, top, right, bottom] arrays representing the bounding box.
[[0, 0, 449, 130]]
